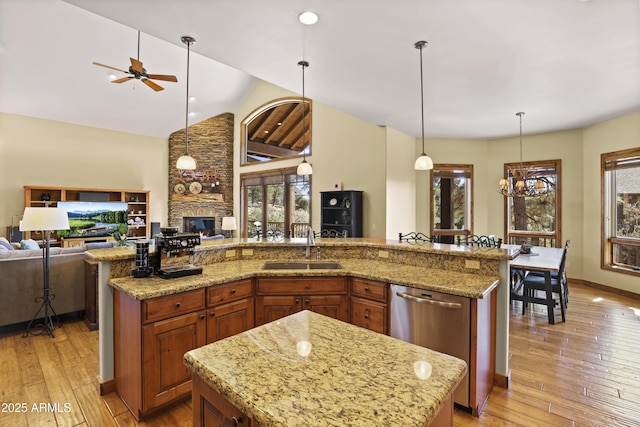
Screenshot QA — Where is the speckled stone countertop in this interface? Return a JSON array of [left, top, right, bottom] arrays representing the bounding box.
[[108, 258, 500, 301], [184, 310, 467, 427]]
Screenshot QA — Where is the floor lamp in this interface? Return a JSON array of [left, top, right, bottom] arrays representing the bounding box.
[[19, 207, 70, 338]]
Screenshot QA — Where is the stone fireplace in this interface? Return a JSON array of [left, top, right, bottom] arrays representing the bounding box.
[[183, 217, 216, 236], [168, 113, 234, 233]]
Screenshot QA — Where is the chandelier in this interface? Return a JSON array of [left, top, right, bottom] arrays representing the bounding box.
[[498, 112, 551, 197]]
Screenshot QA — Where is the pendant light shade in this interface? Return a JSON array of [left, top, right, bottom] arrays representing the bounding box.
[[297, 60, 312, 176], [177, 36, 196, 170], [414, 40, 433, 171]]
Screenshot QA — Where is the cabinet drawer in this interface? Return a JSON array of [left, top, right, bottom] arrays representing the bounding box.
[[351, 297, 388, 335], [257, 277, 347, 295], [207, 279, 253, 306], [143, 289, 205, 324], [351, 278, 388, 303]]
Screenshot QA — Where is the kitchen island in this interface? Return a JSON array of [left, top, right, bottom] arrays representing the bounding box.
[[184, 310, 467, 427]]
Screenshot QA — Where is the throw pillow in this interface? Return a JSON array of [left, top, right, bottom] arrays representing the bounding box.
[[20, 239, 41, 250], [0, 237, 14, 251]]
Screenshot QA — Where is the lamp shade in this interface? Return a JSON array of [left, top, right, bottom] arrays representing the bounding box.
[[19, 207, 70, 231], [221, 216, 237, 231], [176, 154, 197, 170], [414, 153, 433, 170], [297, 160, 313, 175]]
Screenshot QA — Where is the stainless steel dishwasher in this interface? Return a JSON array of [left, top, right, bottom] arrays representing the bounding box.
[[390, 284, 471, 408]]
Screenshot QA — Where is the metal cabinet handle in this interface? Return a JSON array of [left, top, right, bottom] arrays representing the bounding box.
[[231, 289, 236, 294], [200, 314, 205, 320], [175, 302, 181, 308], [295, 299, 300, 304], [210, 312, 215, 317], [364, 287, 369, 291], [395, 291, 462, 309], [305, 299, 310, 304], [364, 314, 369, 319], [232, 416, 243, 426]]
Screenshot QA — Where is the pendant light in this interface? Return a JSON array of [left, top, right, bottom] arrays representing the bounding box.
[[296, 60, 313, 175], [414, 41, 433, 170], [498, 112, 551, 197], [176, 36, 197, 170]]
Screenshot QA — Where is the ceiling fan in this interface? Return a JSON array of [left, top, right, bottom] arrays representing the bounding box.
[[92, 30, 177, 91]]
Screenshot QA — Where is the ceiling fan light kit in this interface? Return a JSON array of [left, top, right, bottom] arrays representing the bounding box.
[[414, 40, 433, 171]]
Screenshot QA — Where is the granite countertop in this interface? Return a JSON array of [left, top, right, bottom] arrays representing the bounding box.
[[108, 258, 500, 301], [184, 310, 467, 427]]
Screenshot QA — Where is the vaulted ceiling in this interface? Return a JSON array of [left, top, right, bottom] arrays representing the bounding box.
[[1, 0, 639, 140]]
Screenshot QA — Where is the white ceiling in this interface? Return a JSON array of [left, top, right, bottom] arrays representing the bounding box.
[[1, 0, 639, 140]]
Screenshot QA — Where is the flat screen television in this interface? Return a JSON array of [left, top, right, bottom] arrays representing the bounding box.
[[56, 201, 128, 239]]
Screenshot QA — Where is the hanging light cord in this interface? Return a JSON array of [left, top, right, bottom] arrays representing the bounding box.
[[416, 41, 427, 154], [298, 60, 309, 161], [185, 39, 191, 155], [517, 111, 524, 170]]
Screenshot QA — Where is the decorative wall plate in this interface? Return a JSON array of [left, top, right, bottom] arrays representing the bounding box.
[[189, 181, 203, 194], [329, 198, 338, 206], [174, 183, 186, 194]]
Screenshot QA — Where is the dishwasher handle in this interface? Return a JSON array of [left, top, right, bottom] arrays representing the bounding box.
[[395, 291, 462, 309]]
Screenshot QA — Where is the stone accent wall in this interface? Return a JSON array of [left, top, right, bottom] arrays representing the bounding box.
[[168, 113, 234, 234]]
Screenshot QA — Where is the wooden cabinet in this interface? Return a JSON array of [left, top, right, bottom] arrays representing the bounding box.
[[192, 375, 258, 427], [255, 277, 348, 326], [320, 190, 363, 237], [23, 185, 150, 244], [206, 279, 254, 343], [142, 310, 206, 411], [114, 280, 255, 420], [350, 278, 389, 334]]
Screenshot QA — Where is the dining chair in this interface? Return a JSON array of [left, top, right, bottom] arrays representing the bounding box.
[[456, 235, 503, 248], [526, 240, 570, 307], [521, 240, 570, 322], [290, 223, 310, 238], [398, 231, 433, 243]]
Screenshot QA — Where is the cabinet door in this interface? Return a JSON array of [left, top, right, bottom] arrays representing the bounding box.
[[303, 295, 349, 322], [193, 375, 250, 427], [207, 298, 255, 343], [351, 297, 388, 334], [142, 310, 206, 412], [255, 296, 301, 326]]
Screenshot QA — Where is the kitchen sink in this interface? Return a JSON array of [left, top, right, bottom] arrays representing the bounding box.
[[262, 261, 343, 270]]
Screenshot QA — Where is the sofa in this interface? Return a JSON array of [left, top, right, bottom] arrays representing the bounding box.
[[0, 239, 116, 328]]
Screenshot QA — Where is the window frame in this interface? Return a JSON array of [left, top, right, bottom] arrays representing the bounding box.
[[503, 159, 562, 248], [429, 164, 474, 243], [240, 167, 311, 239], [601, 147, 640, 277]]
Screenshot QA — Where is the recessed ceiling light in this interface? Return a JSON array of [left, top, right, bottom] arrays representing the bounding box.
[[298, 11, 319, 25], [189, 96, 196, 102], [108, 73, 117, 81], [189, 111, 196, 117]]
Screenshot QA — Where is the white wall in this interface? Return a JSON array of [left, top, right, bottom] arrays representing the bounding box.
[[0, 112, 169, 237], [385, 127, 416, 240], [582, 112, 640, 294], [234, 80, 387, 238]]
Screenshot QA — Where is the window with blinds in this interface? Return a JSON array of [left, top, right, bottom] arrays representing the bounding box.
[[602, 147, 640, 275]]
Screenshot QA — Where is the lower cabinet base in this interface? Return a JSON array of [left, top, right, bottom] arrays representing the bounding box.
[[192, 374, 257, 427]]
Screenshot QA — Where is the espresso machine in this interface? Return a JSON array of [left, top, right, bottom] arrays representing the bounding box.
[[153, 227, 203, 279]]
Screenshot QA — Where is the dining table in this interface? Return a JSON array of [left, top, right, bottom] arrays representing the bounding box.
[[505, 244, 565, 324]]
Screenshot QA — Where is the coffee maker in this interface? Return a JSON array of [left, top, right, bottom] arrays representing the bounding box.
[[153, 227, 203, 279]]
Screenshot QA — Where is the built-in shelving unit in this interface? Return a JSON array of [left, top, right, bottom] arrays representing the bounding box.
[[320, 190, 363, 238], [24, 186, 150, 246]]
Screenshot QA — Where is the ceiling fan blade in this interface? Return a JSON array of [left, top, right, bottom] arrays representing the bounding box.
[[130, 57, 143, 73], [111, 76, 134, 84], [92, 62, 128, 74], [142, 78, 164, 91], [147, 74, 178, 82]]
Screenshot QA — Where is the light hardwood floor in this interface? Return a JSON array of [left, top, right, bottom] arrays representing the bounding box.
[[0, 283, 638, 426]]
